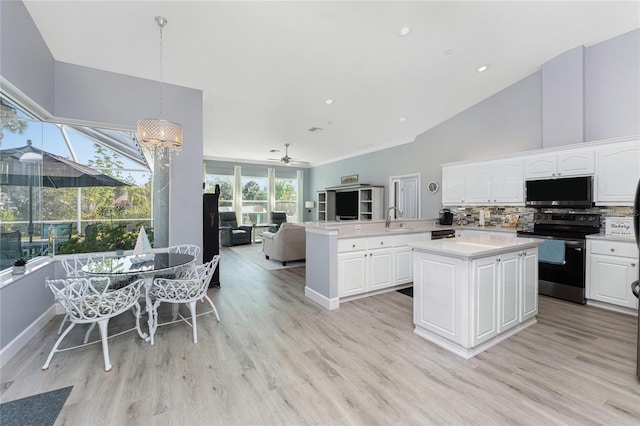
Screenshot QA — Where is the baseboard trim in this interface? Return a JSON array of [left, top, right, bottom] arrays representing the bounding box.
[[0, 303, 59, 368], [305, 287, 340, 310], [586, 299, 638, 316]]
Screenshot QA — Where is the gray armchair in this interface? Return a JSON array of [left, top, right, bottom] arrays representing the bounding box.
[[219, 212, 252, 247], [268, 211, 287, 233]]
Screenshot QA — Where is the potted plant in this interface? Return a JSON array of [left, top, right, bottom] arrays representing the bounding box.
[[12, 258, 26, 275]]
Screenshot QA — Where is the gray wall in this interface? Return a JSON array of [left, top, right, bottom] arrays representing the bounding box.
[[585, 29, 640, 140], [542, 46, 585, 148], [0, 0, 54, 113], [0, 263, 56, 349], [310, 28, 640, 220]]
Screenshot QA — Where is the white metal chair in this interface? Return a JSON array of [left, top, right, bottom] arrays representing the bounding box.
[[42, 276, 144, 372], [150, 256, 220, 344], [168, 244, 201, 258]]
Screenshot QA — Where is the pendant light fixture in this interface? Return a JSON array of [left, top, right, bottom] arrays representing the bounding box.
[[136, 16, 183, 155]]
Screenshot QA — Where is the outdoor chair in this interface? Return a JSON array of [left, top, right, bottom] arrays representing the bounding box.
[[0, 230, 22, 270], [43, 223, 73, 255], [150, 256, 220, 344], [219, 212, 252, 246], [42, 276, 145, 372]]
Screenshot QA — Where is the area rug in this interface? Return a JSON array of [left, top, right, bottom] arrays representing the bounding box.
[[0, 385, 73, 426], [227, 244, 305, 271]]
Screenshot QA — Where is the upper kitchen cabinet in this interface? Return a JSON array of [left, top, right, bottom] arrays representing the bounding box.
[[442, 159, 524, 206], [442, 166, 466, 205], [524, 147, 595, 179], [492, 159, 524, 204], [595, 140, 640, 205]]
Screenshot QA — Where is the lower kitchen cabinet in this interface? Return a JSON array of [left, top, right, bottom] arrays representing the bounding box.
[[337, 233, 429, 297], [413, 247, 538, 354], [587, 239, 639, 310]]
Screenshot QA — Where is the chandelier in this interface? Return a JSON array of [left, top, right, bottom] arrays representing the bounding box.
[[136, 16, 183, 154]]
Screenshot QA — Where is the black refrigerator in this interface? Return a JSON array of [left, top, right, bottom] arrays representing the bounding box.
[[203, 190, 220, 287], [633, 179, 640, 377]]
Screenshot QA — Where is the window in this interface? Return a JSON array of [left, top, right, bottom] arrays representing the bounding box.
[[275, 177, 298, 221], [241, 176, 268, 225], [0, 99, 153, 266], [204, 174, 234, 209]]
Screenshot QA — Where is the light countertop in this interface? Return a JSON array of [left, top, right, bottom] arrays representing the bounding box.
[[586, 232, 636, 243], [409, 233, 543, 260], [304, 219, 519, 238]]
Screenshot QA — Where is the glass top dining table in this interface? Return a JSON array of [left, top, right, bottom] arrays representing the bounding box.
[[82, 252, 195, 344], [82, 253, 194, 276]]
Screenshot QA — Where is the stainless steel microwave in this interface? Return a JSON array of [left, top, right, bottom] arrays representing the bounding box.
[[525, 176, 593, 208]]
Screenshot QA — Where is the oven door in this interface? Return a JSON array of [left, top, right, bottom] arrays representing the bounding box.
[[534, 235, 587, 304]]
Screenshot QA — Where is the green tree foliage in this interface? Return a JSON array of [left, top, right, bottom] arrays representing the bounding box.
[[205, 176, 233, 201], [275, 179, 297, 200], [0, 101, 28, 145], [243, 180, 266, 200]]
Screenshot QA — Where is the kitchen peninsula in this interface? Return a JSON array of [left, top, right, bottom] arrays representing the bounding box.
[[304, 219, 518, 310], [411, 234, 543, 359]]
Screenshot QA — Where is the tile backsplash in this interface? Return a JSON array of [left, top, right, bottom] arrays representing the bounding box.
[[449, 205, 634, 231]]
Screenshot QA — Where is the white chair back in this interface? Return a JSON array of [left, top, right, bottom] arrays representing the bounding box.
[[47, 276, 142, 323], [168, 244, 201, 258]]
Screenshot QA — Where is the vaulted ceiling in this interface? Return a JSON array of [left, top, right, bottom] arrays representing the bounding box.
[[23, 1, 639, 167]]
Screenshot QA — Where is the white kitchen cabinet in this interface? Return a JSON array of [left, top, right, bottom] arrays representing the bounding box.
[[337, 236, 394, 297], [498, 251, 520, 333], [595, 140, 640, 205], [524, 148, 594, 179], [413, 242, 539, 358], [442, 166, 466, 205], [394, 246, 413, 284], [337, 251, 367, 296], [471, 256, 499, 346], [587, 239, 639, 309], [464, 163, 493, 204], [519, 250, 539, 322], [337, 233, 430, 297], [492, 159, 524, 204], [442, 159, 524, 206]]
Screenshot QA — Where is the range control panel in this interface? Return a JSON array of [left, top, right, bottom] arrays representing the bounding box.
[[534, 213, 600, 226]]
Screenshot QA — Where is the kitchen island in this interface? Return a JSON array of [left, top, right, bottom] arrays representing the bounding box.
[[411, 234, 542, 359]]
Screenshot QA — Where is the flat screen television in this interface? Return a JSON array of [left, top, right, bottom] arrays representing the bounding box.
[[335, 191, 358, 220]]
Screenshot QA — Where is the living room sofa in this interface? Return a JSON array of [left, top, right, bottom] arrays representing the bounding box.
[[261, 223, 305, 266]]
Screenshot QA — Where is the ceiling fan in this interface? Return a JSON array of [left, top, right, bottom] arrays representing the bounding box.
[[268, 143, 308, 165]]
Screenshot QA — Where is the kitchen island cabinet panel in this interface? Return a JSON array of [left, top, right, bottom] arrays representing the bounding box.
[[411, 235, 541, 359]]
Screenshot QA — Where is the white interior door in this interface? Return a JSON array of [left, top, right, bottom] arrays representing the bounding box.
[[390, 174, 420, 219]]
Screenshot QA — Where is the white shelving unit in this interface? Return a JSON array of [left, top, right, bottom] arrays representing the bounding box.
[[317, 190, 335, 221], [319, 185, 383, 221]]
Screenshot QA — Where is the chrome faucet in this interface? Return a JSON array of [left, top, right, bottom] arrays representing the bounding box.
[[385, 206, 403, 228]]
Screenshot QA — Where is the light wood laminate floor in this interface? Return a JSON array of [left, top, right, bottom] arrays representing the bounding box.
[[1, 247, 639, 425]]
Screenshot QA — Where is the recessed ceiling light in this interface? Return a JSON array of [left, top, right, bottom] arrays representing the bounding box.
[[325, 98, 334, 105], [398, 26, 411, 37], [477, 64, 490, 73], [399, 117, 407, 122], [443, 48, 454, 56]]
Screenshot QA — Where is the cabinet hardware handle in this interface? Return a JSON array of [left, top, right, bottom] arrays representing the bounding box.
[[632, 263, 636, 267], [611, 248, 615, 252], [352, 244, 356, 248]]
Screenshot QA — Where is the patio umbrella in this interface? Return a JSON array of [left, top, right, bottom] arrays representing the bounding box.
[[0, 140, 129, 242]]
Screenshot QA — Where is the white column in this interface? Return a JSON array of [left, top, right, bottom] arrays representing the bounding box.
[[297, 170, 304, 224], [233, 165, 242, 224]]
